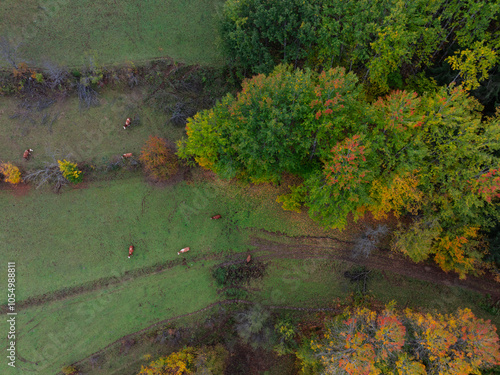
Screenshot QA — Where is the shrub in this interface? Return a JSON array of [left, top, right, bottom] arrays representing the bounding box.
[[58, 160, 83, 183], [139, 347, 196, 374], [274, 317, 298, 355], [212, 262, 265, 287], [0, 162, 22, 184], [194, 344, 228, 374], [140, 136, 179, 181], [235, 304, 275, 349]]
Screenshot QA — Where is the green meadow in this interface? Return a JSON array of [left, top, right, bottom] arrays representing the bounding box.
[[0, 0, 224, 68]]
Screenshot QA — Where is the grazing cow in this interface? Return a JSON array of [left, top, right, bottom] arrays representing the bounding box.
[[178, 247, 190, 255], [122, 153, 133, 159], [211, 214, 222, 220], [23, 149, 33, 160], [128, 245, 134, 258], [246, 255, 251, 263], [123, 118, 132, 129]]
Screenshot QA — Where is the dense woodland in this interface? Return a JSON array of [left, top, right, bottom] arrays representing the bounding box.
[[178, 0, 500, 281]]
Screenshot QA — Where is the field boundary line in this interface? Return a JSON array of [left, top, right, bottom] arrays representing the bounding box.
[[72, 299, 341, 368]]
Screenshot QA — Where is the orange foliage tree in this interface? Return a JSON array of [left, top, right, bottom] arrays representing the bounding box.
[[313, 303, 500, 375], [0, 162, 22, 184], [140, 136, 179, 181]]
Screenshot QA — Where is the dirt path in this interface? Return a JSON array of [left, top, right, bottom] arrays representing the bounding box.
[[250, 232, 500, 300], [3, 229, 499, 314]]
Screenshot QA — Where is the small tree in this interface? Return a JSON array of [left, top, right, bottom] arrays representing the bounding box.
[[0, 162, 22, 184], [140, 136, 179, 181], [139, 347, 196, 375], [235, 304, 275, 349], [58, 160, 83, 184]]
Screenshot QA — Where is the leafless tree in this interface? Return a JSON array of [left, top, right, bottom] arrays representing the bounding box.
[[353, 224, 389, 258], [24, 152, 73, 192], [42, 60, 68, 89], [24, 162, 68, 192], [76, 82, 99, 109]]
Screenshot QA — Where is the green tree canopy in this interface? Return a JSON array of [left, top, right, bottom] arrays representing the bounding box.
[[177, 65, 364, 183]]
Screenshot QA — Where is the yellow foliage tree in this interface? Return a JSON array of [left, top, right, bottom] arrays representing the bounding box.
[[138, 347, 195, 375], [433, 226, 483, 279], [58, 160, 83, 183], [368, 171, 423, 220], [0, 162, 22, 184], [446, 41, 497, 91], [314, 303, 500, 374]]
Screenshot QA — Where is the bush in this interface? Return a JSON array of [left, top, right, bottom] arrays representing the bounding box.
[[139, 136, 179, 181], [194, 344, 229, 374], [139, 347, 196, 374], [212, 262, 265, 287], [274, 317, 298, 355], [235, 304, 275, 349], [0, 162, 22, 184], [58, 159, 83, 184]]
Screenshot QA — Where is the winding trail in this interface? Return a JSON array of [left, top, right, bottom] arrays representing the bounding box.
[[9, 228, 499, 371], [3, 230, 499, 315], [250, 232, 500, 300]]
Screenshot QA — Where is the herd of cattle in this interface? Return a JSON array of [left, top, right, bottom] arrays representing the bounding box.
[[20, 118, 242, 261]]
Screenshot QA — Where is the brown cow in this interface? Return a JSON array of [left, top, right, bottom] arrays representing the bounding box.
[[211, 214, 222, 220], [123, 118, 132, 130], [128, 245, 134, 258], [178, 247, 190, 255], [23, 149, 33, 160], [246, 255, 251, 263], [122, 153, 133, 159]]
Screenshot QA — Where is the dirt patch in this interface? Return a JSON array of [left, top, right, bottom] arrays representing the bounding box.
[[224, 343, 297, 375], [0, 181, 32, 197]]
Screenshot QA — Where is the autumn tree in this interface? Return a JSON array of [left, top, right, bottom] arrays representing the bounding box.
[[139, 347, 196, 375], [177, 64, 364, 183], [58, 159, 83, 184], [139, 346, 228, 375], [364, 86, 500, 277], [0, 162, 22, 184], [140, 136, 179, 181], [305, 134, 374, 230], [313, 303, 500, 375]]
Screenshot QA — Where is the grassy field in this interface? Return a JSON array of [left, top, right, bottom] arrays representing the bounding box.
[[0, 88, 182, 167], [1, 252, 497, 374], [1, 172, 341, 301], [0, 0, 224, 67], [0, 261, 221, 374]]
